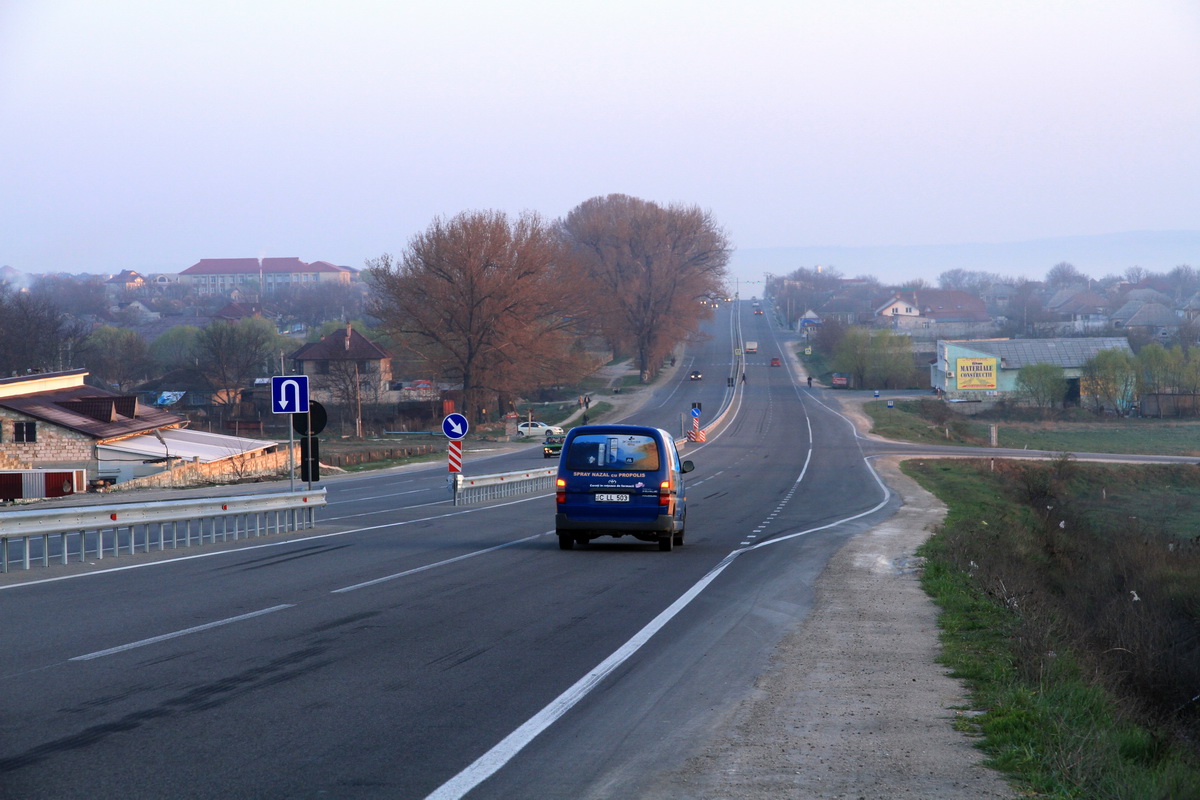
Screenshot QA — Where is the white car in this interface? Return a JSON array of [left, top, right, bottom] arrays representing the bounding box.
[[517, 421, 564, 437]]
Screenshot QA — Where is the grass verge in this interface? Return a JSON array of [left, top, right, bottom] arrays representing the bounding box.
[[866, 400, 1200, 456], [905, 458, 1200, 798]]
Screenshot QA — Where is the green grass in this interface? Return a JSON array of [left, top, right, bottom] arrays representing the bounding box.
[[905, 459, 1200, 798], [865, 400, 1200, 456]]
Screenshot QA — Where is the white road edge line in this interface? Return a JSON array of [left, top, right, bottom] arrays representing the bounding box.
[[424, 404, 894, 800], [423, 551, 742, 800], [71, 604, 295, 661]]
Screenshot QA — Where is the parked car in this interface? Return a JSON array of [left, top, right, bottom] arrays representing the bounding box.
[[554, 424, 694, 551], [688, 370, 702, 380], [517, 421, 564, 437], [543, 434, 565, 458], [770, 357, 782, 367]]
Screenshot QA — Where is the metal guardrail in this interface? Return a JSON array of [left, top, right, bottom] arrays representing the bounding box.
[[0, 489, 327, 572], [451, 468, 556, 506]]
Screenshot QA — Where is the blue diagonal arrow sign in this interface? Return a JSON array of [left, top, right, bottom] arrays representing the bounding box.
[[271, 375, 310, 414], [441, 413, 469, 440]]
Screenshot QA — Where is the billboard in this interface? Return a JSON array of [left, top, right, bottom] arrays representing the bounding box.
[[955, 357, 997, 390]]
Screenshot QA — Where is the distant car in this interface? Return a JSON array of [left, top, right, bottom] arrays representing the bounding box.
[[543, 434, 565, 458], [517, 421, 564, 437], [770, 357, 782, 367], [754, 308, 764, 315], [688, 370, 702, 380]]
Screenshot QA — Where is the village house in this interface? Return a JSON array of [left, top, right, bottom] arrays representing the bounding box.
[[289, 323, 394, 406], [875, 289, 995, 340], [932, 337, 1135, 411], [0, 370, 286, 492], [179, 257, 356, 296]]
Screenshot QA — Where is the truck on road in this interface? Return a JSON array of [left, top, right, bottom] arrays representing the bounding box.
[[744, 341, 758, 353]]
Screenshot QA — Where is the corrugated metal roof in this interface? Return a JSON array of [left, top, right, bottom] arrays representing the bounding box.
[[0, 385, 185, 439], [98, 428, 276, 463], [951, 337, 1133, 368]]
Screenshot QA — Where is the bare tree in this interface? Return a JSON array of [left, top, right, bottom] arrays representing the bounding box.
[[366, 209, 590, 423], [0, 283, 88, 375], [1046, 262, 1086, 289], [560, 194, 731, 381], [195, 318, 284, 408], [938, 268, 1001, 296], [1124, 265, 1149, 286], [27, 274, 109, 318], [1166, 264, 1198, 302]]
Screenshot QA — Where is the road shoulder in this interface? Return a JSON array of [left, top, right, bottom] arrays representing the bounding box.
[[664, 456, 1016, 799]]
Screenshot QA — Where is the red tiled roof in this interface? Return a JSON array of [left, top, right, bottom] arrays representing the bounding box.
[[290, 327, 392, 361], [181, 258, 352, 275]]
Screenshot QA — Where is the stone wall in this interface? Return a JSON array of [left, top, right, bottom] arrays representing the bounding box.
[[107, 445, 300, 492], [0, 410, 95, 470]]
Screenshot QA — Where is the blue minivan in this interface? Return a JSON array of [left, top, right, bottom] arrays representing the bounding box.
[[554, 424, 694, 551]]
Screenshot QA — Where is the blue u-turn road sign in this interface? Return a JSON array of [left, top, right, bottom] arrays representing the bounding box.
[[442, 413, 469, 440], [271, 375, 310, 414]]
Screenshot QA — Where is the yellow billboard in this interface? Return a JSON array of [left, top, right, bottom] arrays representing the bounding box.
[[955, 357, 997, 390]]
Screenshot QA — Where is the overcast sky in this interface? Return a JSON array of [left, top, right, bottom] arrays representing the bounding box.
[[2, 0, 1197, 284]]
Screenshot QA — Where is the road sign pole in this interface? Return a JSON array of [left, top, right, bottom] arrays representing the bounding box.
[[288, 423, 295, 492], [306, 411, 313, 491]]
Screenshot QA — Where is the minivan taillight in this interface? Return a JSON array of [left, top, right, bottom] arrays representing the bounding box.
[[556, 477, 566, 504], [659, 479, 672, 506]]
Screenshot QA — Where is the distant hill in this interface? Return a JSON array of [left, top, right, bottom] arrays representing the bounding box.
[[729, 230, 1200, 286]]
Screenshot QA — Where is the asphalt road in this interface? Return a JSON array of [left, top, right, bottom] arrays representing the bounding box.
[[1, 304, 906, 799]]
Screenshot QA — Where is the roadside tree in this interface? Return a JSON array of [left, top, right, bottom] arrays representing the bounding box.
[[366, 210, 590, 423], [1016, 362, 1067, 411], [832, 328, 916, 389], [560, 194, 731, 382], [1081, 348, 1138, 416], [194, 317, 286, 408]]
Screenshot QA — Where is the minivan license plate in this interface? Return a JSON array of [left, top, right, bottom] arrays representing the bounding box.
[[595, 493, 630, 503]]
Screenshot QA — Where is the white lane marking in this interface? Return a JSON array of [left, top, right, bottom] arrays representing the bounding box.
[[0, 494, 553, 592], [423, 552, 743, 800], [333, 532, 549, 593], [326, 486, 437, 506], [71, 604, 294, 661], [424, 391, 898, 800], [748, 452, 892, 552]]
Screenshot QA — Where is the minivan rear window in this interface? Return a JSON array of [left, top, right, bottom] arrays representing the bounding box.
[[566, 433, 661, 472]]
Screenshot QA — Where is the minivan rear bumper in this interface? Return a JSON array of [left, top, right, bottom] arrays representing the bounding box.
[[555, 513, 676, 533]]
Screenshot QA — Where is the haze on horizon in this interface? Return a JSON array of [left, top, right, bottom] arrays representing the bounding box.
[[2, 1, 1197, 287]]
